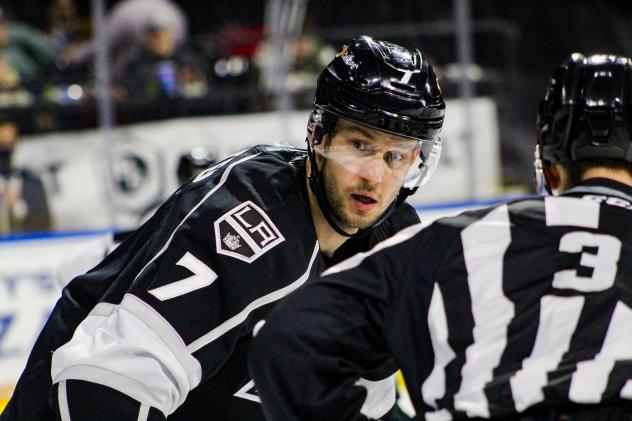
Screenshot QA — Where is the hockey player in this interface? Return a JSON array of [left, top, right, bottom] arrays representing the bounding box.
[[250, 53, 632, 420], [0, 35, 444, 420]]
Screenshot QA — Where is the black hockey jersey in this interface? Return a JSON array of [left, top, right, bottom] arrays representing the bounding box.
[[1, 145, 419, 420], [250, 178, 632, 420]]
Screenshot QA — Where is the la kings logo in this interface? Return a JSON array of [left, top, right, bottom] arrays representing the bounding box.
[[214, 201, 285, 263]]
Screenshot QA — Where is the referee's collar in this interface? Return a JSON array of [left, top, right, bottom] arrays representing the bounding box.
[[564, 177, 632, 203]]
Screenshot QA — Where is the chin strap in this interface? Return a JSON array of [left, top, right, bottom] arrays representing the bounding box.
[[307, 148, 355, 237]]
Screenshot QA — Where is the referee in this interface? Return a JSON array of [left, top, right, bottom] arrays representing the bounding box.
[[249, 53, 632, 421]]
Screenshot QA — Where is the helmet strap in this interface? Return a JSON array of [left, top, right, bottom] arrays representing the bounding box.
[[307, 143, 355, 237]]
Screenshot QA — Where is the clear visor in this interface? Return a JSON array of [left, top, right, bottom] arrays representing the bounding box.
[[314, 134, 442, 190]]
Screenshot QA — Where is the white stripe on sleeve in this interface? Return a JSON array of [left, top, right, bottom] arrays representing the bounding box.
[[187, 242, 320, 352], [52, 295, 201, 416], [58, 380, 71, 421]]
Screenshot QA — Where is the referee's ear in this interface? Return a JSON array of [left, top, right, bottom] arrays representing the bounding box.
[[543, 164, 562, 193]]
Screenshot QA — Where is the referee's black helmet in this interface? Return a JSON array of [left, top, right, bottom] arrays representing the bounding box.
[[537, 53, 632, 166]]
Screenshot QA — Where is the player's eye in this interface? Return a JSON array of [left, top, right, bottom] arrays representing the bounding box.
[[384, 150, 406, 169], [350, 139, 365, 149], [349, 139, 374, 156]]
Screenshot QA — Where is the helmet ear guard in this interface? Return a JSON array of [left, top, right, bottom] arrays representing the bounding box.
[[306, 107, 338, 148]]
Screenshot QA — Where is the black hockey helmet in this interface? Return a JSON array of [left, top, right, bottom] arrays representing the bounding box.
[[535, 53, 632, 191], [177, 146, 217, 184], [306, 35, 445, 237]]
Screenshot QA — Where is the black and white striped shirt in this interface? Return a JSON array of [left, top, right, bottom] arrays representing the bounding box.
[[250, 178, 632, 420]]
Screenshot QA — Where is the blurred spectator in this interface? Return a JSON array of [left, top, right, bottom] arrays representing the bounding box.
[[67, 0, 187, 77], [0, 57, 20, 90], [286, 35, 336, 90], [254, 34, 335, 94], [0, 120, 51, 234], [47, 0, 91, 65], [0, 9, 56, 92], [116, 11, 208, 100]]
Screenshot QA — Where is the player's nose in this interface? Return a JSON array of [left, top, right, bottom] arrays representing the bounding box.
[[356, 158, 387, 184]]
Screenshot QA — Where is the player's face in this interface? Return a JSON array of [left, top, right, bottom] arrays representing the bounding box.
[[317, 119, 419, 231]]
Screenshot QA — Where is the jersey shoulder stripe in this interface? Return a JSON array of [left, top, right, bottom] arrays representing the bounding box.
[[135, 151, 262, 282]]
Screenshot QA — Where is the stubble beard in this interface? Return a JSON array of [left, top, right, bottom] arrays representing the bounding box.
[[321, 161, 388, 231]]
